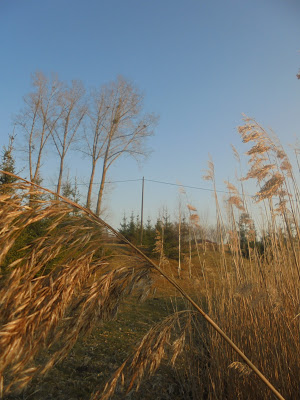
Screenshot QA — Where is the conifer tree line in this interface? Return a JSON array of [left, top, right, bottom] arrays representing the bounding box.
[[0, 71, 157, 215], [117, 206, 268, 265], [119, 208, 220, 260], [119, 210, 182, 257]]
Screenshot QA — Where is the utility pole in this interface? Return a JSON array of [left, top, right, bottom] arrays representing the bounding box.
[[140, 176, 144, 245]]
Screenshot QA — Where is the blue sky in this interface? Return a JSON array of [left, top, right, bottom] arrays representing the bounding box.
[[0, 0, 300, 226]]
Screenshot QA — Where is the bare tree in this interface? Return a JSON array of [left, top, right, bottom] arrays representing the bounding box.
[[15, 71, 62, 183], [83, 88, 110, 209], [84, 76, 157, 216], [51, 80, 86, 195]]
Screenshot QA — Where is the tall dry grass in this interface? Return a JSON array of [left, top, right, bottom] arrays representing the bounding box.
[[100, 118, 299, 399], [0, 117, 298, 399], [0, 177, 277, 400], [168, 118, 300, 399], [0, 182, 153, 397]]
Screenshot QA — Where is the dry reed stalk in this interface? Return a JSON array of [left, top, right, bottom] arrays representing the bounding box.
[[0, 170, 285, 400]]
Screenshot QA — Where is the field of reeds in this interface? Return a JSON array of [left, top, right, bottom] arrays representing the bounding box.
[[0, 117, 299, 399]]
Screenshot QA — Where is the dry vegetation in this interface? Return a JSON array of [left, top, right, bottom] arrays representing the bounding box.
[[0, 118, 299, 399]]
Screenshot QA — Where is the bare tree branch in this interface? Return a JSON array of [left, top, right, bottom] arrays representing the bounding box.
[[83, 76, 158, 213]]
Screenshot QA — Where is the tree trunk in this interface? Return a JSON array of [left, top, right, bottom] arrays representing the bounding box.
[[56, 155, 65, 196], [86, 161, 96, 209], [96, 163, 107, 216], [29, 142, 33, 182], [178, 209, 181, 278], [96, 134, 112, 216], [33, 130, 47, 183], [28, 140, 34, 206]]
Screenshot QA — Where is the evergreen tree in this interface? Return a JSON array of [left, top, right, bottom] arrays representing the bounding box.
[[62, 175, 80, 204], [119, 212, 140, 244], [143, 217, 156, 249], [119, 214, 128, 237], [127, 212, 136, 242], [0, 134, 17, 193], [155, 209, 178, 258]]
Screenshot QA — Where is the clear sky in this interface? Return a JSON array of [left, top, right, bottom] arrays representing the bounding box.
[[1, 0, 300, 226]]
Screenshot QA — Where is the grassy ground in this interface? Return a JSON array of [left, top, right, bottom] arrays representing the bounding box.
[[5, 295, 188, 400], [3, 247, 225, 400]]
